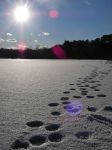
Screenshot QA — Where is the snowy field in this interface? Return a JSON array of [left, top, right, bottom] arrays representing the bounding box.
[[0, 59, 112, 150]]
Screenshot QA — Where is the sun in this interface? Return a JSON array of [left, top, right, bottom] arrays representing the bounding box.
[[13, 5, 30, 23]]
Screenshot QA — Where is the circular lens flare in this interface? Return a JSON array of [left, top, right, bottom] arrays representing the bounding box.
[[65, 100, 83, 116], [18, 42, 26, 51], [17, 42, 26, 58], [52, 45, 67, 59], [49, 10, 59, 18]]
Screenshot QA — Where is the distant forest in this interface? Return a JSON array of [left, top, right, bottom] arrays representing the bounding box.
[[0, 34, 112, 59]]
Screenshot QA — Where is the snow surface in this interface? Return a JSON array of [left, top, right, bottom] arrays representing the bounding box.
[[0, 59, 112, 150]]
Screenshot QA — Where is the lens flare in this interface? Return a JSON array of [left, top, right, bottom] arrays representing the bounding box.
[[52, 45, 67, 59], [49, 9, 59, 18], [18, 42, 26, 51], [17, 42, 26, 58], [65, 100, 83, 116]]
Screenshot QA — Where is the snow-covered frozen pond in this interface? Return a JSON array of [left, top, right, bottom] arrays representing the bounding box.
[[0, 59, 112, 150]]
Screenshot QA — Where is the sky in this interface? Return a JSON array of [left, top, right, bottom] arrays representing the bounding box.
[[0, 0, 112, 49]]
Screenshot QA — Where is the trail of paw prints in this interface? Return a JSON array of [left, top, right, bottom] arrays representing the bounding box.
[[47, 101, 60, 113], [27, 120, 62, 133], [10, 120, 44, 149], [48, 101, 62, 116], [27, 121, 63, 146], [11, 121, 64, 149], [65, 67, 109, 117], [11, 133, 64, 149], [68, 69, 100, 99], [74, 67, 110, 100], [68, 68, 99, 97], [58, 68, 102, 115], [47, 65, 112, 147], [60, 66, 110, 116], [29, 131, 64, 146], [10, 65, 112, 149], [31, 131, 63, 146]]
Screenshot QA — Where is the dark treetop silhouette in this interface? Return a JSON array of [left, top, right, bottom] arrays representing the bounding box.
[[0, 34, 112, 59]]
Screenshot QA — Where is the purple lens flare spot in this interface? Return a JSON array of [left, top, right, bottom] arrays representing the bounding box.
[[52, 45, 68, 59], [65, 100, 83, 116]]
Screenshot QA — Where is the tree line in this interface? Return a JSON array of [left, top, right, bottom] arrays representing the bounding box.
[[0, 34, 112, 59]]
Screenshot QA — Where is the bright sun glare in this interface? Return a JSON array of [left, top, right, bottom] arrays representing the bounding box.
[[14, 5, 30, 23]]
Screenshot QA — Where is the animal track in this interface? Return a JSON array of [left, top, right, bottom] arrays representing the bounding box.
[[94, 89, 100, 91], [51, 111, 61, 116], [75, 131, 92, 139], [76, 83, 82, 86], [11, 138, 29, 149], [45, 124, 60, 131], [90, 86, 97, 89], [69, 88, 76, 90], [60, 97, 69, 100], [62, 101, 71, 105], [26, 121, 44, 128], [97, 94, 106, 97], [29, 135, 46, 146], [81, 81, 86, 84], [81, 90, 88, 93], [89, 81, 96, 83], [84, 84, 89, 87], [48, 103, 59, 107], [95, 80, 100, 83], [80, 88, 87, 90], [103, 106, 112, 112], [73, 96, 82, 99], [96, 84, 102, 86], [86, 96, 95, 99], [87, 106, 97, 112], [81, 92, 88, 95], [48, 132, 63, 142], [78, 85, 87, 88], [10, 68, 111, 150], [63, 91, 70, 94]]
